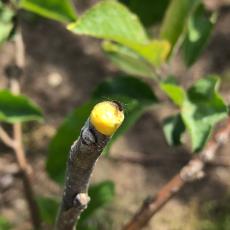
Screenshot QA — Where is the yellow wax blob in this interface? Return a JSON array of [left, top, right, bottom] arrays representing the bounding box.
[[90, 101, 124, 136]]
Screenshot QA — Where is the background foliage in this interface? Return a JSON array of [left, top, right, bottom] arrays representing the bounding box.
[[0, 0, 229, 229]]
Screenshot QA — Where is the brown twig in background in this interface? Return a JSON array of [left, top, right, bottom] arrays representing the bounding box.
[[0, 126, 16, 148], [12, 31, 41, 230], [123, 117, 230, 230], [0, 31, 42, 229]]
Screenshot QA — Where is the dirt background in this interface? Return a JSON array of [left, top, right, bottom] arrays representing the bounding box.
[[0, 1, 230, 230]]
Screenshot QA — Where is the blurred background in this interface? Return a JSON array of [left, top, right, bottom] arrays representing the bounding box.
[[0, 0, 230, 229]]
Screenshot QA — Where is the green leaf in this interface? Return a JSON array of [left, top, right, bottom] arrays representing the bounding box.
[[47, 76, 157, 184], [160, 80, 186, 107], [128, 40, 170, 67], [78, 181, 115, 229], [68, 0, 148, 44], [36, 196, 59, 225], [93, 76, 158, 155], [0, 216, 11, 230], [0, 2, 15, 45], [68, 1, 170, 66], [182, 76, 228, 152], [120, 0, 170, 27], [163, 114, 185, 146], [19, 0, 77, 23], [182, 3, 217, 66], [102, 41, 155, 78], [0, 90, 43, 123], [160, 0, 195, 49], [161, 76, 227, 152], [46, 101, 95, 184]]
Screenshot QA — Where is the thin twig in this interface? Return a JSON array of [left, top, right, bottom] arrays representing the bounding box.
[[123, 117, 230, 230], [6, 30, 41, 229], [0, 125, 15, 148]]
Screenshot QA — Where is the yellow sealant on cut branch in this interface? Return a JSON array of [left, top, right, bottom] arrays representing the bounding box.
[[90, 101, 124, 136]]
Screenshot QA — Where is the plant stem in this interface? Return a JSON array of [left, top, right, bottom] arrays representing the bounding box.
[[123, 117, 230, 230], [0, 125, 16, 148], [9, 31, 41, 230], [13, 120, 41, 229], [55, 101, 124, 230], [55, 120, 110, 230]]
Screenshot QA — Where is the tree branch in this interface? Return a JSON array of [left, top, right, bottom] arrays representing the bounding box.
[[4, 30, 42, 229], [55, 101, 124, 230], [123, 117, 230, 230]]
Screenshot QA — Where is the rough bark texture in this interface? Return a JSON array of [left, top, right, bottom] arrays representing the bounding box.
[[55, 119, 110, 230]]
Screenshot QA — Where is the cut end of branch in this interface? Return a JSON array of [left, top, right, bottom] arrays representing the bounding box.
[[90, 101, 124, 136], [74, 193, 90, 207]]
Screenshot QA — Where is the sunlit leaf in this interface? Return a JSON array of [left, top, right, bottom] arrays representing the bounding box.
[[68, 1, 170, 66], [68, 0, 148, 44], [160, 80, 185, 107]]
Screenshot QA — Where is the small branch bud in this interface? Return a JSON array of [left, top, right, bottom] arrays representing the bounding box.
[[74, 193, 90, 208]]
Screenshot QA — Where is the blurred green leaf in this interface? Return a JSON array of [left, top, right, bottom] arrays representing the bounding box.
[[161, 76, 227, 152], [78, 181, 115, 230], [160, 80, 185, 106], [182, 76, 227, 152], [19, 0, 77, 23], [0, 217, 11, 230], [0, 90, 43, 123], [163, 114, 185, 146], [68, 1, 148, 45], [120, 0, 170, 27], [46, 101, 95, 184], [128, 40, 170, 66], [47, 76, 157, 184], [0, 2, 15, 45], [68, 1, 170, 66], [182, 3, 217, 66], [36, 196, 59, 225], [160, 0, 195, 49], [102, 41, 154, 78]]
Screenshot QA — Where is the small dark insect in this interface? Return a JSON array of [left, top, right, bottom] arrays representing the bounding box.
[[112, 100, 124, 111]]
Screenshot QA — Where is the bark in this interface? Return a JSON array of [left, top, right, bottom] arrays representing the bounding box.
[[55, 119, 110, 230]]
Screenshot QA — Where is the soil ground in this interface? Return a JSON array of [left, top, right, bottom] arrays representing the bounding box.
[[0, 2, 230, 230]]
